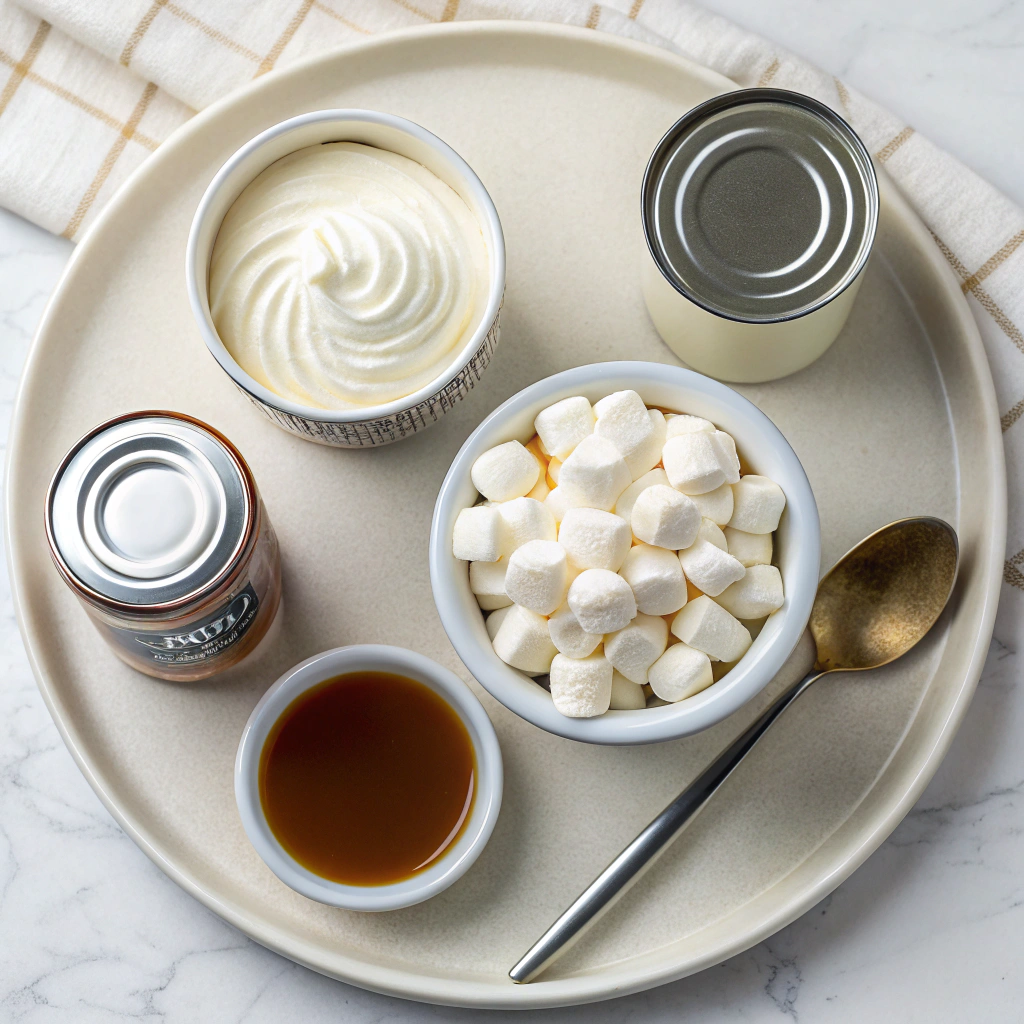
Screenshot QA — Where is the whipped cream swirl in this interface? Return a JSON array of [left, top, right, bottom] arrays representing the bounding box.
[[209, 142, 489, 409]]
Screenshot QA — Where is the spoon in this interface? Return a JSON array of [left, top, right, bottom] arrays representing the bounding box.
[[509, 516, 958, 984]]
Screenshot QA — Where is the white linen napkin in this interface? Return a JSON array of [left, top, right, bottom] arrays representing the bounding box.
[[2, 0, 1022, 638]]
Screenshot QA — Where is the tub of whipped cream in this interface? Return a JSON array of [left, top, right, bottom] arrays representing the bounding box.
[[187, 110, 505, 448]]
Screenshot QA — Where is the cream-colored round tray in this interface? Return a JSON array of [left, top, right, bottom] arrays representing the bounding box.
[[5, 22, 1005, 1009]]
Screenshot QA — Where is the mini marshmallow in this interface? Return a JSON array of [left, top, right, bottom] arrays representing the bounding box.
[[567, 568, 637, 634], [716, 564, 785, 619], [697, 518, 729, 550], [665, 414, 715, 438], [730, 475, 786, 534], [470, 558, 507, 603], [543, 486, 573, 525], [548, 602, 603, 658], [593, 391, 657, 478], [558, 435, 632, 512], [604, 613, 669, 684], [712, 431, 741, 484], [485, 605, 512, 640], [549, 652, 613, 718], [497, 497, 556, 555], [651, 408, 668, 444], [631, 485, 701, 550], [619, 544, 689, 615], [492, 605, 558, 675], [471, 441, 540, 502], [592, 392, 628, 417], [534, 396, 595, 461], [547, 458, 562, 483], [504, 540, 569, 614], [477, 594, 512, 611], [558, 507, 632, 571], [624, 409, 667, 480], [609, 670, 647, 710], [647, 643, 714, 702], [689, 483, 734, 527], [453, 505, 504, 562], [725, 526, 773, 567], [662, 432, 731, 495], [679, 521, 746, 596], [671, 595, 752, 662], [614, 468, 669, 521]]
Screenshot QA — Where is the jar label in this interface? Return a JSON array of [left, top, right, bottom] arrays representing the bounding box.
[[110, 583, 261, 666]]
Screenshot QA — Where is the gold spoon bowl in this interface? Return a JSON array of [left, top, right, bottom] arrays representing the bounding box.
[[812, 517, 958, 673]]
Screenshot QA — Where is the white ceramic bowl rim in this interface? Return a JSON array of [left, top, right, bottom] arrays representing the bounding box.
[[429, 361, 821, 745], [185, 109, 506, 423], [234, 644, 503, 911]]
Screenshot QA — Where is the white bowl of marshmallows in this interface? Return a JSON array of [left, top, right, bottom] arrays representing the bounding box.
[[430, 362, 820, 745]]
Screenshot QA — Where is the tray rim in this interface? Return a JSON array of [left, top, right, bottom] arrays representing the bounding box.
[[3, 19, 1007, 1009]]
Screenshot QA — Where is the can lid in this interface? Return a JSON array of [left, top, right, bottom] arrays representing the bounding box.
[[48, 415, 250, 606], [643, 88, 878, 324]]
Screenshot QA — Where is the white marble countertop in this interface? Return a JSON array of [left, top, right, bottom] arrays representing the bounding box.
[[2, 2, 1022, 1020]]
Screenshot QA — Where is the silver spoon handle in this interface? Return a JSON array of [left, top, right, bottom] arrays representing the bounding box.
[[508, 669, 825, 985]]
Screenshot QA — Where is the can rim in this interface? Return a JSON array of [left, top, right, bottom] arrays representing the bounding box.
[[641, 87, 880, 325], [44, 411, 259, 617]]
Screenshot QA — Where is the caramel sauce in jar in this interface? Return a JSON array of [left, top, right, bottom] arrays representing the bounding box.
[[259, 671, 476, 886]]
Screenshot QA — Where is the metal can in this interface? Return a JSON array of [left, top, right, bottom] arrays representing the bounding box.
[[641, 88, 879, 383], [45, 411, 282, 681]]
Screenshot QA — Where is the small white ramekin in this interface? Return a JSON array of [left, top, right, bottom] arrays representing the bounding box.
[[186, 110, 505, 448], [234, 644, 503, 910], [429, 362, 820, 746]]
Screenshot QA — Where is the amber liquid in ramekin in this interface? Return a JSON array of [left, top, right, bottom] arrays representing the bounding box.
[[259, 672, 476, 885]]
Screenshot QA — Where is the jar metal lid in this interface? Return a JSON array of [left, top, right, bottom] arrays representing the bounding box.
[[642, 88, 879, 324], [46, 412, 252, 608]]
